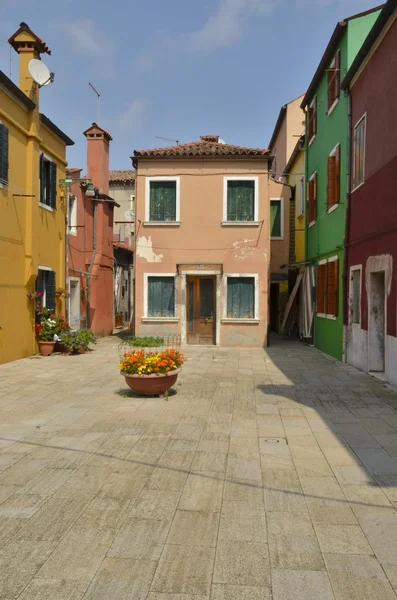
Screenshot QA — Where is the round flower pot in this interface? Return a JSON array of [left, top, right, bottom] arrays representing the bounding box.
[[121, 368, 182, 397], [39, 341, 56, 357]]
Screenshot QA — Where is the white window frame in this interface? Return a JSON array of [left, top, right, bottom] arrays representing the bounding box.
[[144, 176, 180, 225], [352, 114, 366, 193], [299, 176, 304, 216], [39, 151, 56, 212], [327, 53, 340, 116], [327, 143, 341, 214], [222, 176, 259, 225], [68, 193, 77, 236], [349, 265, 362, 326], [142, 273, 178, 322], [326, 255, 339, 320], [308, 96, 317, 146], [316, 259, 327, 319], [270, 197, 284, 240], [308, 171, 317, 227], [222, 273, 259, 323]]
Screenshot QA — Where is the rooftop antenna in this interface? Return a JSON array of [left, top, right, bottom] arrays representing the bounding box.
[[0, 39, 12, 78], [89, 82, 100, 124], [155, 135, 179, 145]]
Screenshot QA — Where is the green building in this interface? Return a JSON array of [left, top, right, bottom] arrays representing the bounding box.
[[301, 5, 381, 360]]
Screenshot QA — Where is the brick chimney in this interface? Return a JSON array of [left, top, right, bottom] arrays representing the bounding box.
[[200, 135, 219, 143], [83, 123, 112, 195], [8, 22, 51, 105]]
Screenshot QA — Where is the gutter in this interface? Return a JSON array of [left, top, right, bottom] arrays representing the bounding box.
[[342, 90, 352, 363]]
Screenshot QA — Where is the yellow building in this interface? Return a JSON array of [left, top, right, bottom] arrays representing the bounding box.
[[0, 23, 73, 363], [284, 135, 305, 264]]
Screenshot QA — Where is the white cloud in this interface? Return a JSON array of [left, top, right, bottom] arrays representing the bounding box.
[[54, 18, 114, 58], [118, 99, 146, 133], [183, 0, 278, 52]]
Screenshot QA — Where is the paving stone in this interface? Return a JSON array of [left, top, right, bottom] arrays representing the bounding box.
[[178, 473, 224, 512], [355, 511, 397, 565], [0, 493, 44, 519], [167, 510, 219, 547], [17, 578, 89, 600], [211, 584, 271, 599], [0, 539, 56, 598], [191, 452, 228, 473], [272, 569, 336, 600], [218, 502, 267, 542], [16, 497, 88, 540], [130, 489, 181, 519], [151, 544, 215, 595], [109, 516, 171, 560], [83, 558, 157, 599], [313, 522, 373, 555], [213, 540, 270, 587]]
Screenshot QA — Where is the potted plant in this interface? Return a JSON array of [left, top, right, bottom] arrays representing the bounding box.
[[61, 329, 96, 354], [55, 287, 70, 299], [34, 312, 58, 356], [119, 349, 185, 397]]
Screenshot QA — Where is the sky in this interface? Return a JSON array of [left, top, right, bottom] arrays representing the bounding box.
[[0, 0, 380, 170]]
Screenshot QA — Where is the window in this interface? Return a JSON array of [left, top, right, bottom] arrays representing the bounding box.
[[270, 198, 283, 239], [39, 153, 57, 209], [272, 152, 277, 178], [145, 177, 179, 223], [308, 96, 317, 142], [226, 276, 255, 319], [350, 268, 361, 324], [0, 122, 9, 186], [353, 115, 366, 190], [224, 177, 258, 223], [147, 276, 175, 318], [299, 176, 305, 216], [327, 144, 340, 209], [316, 257, 338, 318], [327, 51, 340, 113], [68, 194, 77, 235], [307, 172, 317, 224], [36, 268, 56, 312]]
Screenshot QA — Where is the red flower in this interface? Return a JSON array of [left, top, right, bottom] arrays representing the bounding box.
[[34, 324, 42, 334]]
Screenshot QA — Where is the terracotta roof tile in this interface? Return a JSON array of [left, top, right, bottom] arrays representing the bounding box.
[[8, 22, 51, 55], [109, 170, 135, 185], [134, 135, 270, 158], [83, 122, 113, 142], [113, 241, 134, 253]]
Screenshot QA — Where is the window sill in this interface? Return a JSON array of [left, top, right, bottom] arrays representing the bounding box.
[[221, 221, 260, 227], [143, 221, 180, 226], [327, 203, 339, 214], [317, 313, 337, 321], [221, 318, 259, 324], [351, 181, 364, 194], [38, 202, 55, 212], [141, 317, 179, 323], [68, 231, 77, 236], [327, 98, 339, 116], [308, 134, 316, 147], [297, 213, 304, 220], [308, 220, 316, 228], [271, 236, 284, 241]]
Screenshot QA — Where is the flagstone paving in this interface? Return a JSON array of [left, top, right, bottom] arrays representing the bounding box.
[[0, 335, 397, 599]]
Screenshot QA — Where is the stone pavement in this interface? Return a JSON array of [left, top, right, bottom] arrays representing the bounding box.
[[0, 336, 397, 599]]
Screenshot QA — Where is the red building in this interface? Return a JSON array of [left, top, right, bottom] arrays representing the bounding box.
[[67, 124, 119, 336], [342, 0, 397, 385]]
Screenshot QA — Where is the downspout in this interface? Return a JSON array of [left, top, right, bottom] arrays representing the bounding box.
[[65, 189, 69, 321], [86, 197, 97, 329], [342, 89, 352, 363]]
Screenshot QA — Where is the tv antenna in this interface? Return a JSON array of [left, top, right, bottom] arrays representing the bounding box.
[[28, 59, 54, 88], [89, 82, 101, 124], [155, 135, 180, 145]]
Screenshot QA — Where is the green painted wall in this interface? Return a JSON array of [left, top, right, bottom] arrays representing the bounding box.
[[305, 11, 380, 361]]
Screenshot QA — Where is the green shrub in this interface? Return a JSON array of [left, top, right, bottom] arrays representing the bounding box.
[[125, 336, 164, 348], [61, 329, 96, 353]]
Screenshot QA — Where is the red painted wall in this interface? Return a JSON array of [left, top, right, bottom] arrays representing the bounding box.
[[347, 16, 397, 336]]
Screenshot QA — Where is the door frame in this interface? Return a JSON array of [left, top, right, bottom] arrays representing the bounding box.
[[181, 270, 221, 346], [68, 277, 80, 331]]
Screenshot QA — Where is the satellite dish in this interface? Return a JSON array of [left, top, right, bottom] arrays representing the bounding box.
[[218, 138, 226, 144], [28, 59, 54, 88]]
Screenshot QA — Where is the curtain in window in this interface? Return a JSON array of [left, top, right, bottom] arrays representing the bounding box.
[[227, 181, 255, 221], [149, 182, 176, 221], [148, 277, 175, 317], [227, 277, 254, 319], [270, 200, 281, 237]]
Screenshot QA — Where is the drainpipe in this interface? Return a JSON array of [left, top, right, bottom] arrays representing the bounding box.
[[65, 189, 69, 321], [86, 198, 97, 329], [342, 89, 352, 363]]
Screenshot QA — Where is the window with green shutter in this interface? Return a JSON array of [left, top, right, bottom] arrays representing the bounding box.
[[39, 154, 57, 209], [147, 276, 175, 317], [36, 269, 56, 312], [270, 199, 282, 238], [226, 180, 255, 221], [227, 277, 255, 319], [0, 123, 9, 186], [149, 181, 177, 221]]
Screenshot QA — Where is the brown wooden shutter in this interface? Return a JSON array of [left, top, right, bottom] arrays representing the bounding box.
[[313, 98, 317, 134], [316, 264, 326, 314], [308, 180, 314, 223], [313, 173, 317, 220], [327, 155, 336, 209], [308, 106, 314, 140], [326, 259, 338, 316], [335, 144, 340, 204], [328, 69, 335, 110], [335, 50, 341, 100]]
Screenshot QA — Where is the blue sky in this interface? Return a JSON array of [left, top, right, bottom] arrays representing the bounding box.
[[0, 0, 379, 170]]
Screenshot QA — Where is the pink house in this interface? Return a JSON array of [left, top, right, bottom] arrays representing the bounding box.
[[67, 123, 119, 335]]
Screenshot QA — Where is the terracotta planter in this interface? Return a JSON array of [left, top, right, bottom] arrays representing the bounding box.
[[121, 368, 182, 397], [76, 346, 86, 354], [39, 341, 56, 357], [54, 341, 68, 353]]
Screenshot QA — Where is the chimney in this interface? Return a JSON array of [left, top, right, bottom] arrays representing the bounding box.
[[8, 22, 51, 105], [83, 123, 112, 195], [200, 135, 219, 143]]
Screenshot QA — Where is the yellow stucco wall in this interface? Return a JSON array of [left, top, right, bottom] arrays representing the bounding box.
[[287, 150, 305, 264], [0, 81, 68, 363]]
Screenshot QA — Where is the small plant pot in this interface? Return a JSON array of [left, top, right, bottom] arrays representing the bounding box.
[[121, 368, 181, 397], [39, 341, 56, 357]]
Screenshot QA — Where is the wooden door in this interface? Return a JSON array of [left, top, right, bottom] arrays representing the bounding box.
[[186, 276, 215, 345]]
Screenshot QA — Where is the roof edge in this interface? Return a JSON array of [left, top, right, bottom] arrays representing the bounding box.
[[0, 70, 36, 110], [268, 105, 287, 150], [40, 114, 74, 146], [284, 135, 305, 175]]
